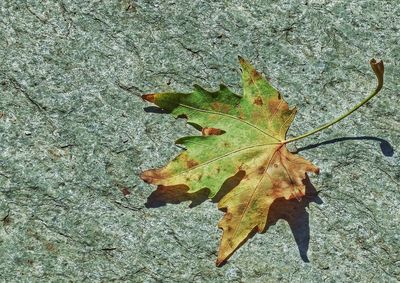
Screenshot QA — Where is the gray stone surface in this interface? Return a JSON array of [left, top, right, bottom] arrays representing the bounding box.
[[0, 0, 399, 282]]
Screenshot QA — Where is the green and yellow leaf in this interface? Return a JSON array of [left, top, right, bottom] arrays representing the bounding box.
[[141, 57, 319, 265]]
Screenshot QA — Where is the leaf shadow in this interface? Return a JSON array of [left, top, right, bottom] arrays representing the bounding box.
[[145, 172, 321, 264], [145, 170, 245, 209], [144, 106, 170, 114], [294, 136, 394, 157], [145, 185, 209, 208], [263, 176, 322, 262]]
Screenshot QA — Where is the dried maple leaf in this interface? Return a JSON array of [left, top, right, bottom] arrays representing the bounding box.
[[140, 57, 384, 265]]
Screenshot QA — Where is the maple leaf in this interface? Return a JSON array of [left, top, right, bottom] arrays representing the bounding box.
[[140, 57, 384, 265], [141, 57, 319, 265]]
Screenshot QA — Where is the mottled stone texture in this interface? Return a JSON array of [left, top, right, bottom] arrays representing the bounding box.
[[0, 0, 399, 282]]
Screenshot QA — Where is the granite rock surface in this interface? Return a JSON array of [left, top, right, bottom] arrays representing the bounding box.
[[0, 0, 399, 282]]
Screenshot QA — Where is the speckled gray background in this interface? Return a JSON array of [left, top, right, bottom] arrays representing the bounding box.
[[0, 0, 399, 282]]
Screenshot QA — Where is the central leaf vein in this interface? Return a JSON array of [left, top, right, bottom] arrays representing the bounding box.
[[179, 103, 279, 141]]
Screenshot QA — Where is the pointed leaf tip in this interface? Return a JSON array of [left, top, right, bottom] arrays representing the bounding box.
[[142, 93, 156, 103], [238, 57, 256, 80], [140, 169, 154, 183], [216, 258, 224, 267], [238, 56, 250, 68]]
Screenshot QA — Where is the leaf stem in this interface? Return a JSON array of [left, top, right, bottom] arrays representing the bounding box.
[[283, 59, 384, 144]]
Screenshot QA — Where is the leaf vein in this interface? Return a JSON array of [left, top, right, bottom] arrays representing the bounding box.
[[177, 143, 278, 176], [179, 103, 279, 141], [230, 147, 280, 240]]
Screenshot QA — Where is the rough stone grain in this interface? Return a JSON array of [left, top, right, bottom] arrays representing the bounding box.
[[0, 0, 399, 282]]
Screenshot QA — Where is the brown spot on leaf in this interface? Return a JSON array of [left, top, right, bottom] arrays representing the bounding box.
[[257, 166, 266, 175], [237, 202, 247, 212], [225, 212, 233, 221], [253, 96, 263, 106], [251, 69, 262, 80], [268, 97, 289, 114], [202, 127, 225, 136], [268, 98, 281, 113], [186, 160, 199, 168], [211, 102, 230, 113], [270, 184, 285, 199]]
